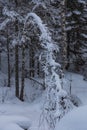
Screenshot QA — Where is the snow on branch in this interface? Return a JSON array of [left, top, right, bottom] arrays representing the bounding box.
[[0, 18, 11, 30], [24, 12, 70, 130], [78, 0, 86, 4], [32, 2, 46, 12], [24, 12, 58, 52], [3, 7, 23, 23], [24, 12, 61, 90], [81, 33, 87, 39], [0, 7, 24, 31]]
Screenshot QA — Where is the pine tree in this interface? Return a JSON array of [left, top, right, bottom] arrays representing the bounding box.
[[7, 29, 11, 87], [66, 0, 87, 71], [14, 19, 20, 98], [60, 0, 67, 71], [20, 44, 25, 101], [23, 12, 73, 130]]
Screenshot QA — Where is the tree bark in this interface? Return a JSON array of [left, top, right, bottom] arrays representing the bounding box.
[[60, 0, 67, 71], [0, 53, 1, 71], [29, 47, 35, 77], [20, 45, 25, 101], [14, 0, 18, 7], [7, 36, 11, 87], [15, 44, 19, 98]]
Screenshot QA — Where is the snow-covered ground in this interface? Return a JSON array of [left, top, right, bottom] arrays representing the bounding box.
[[55, 105, 87, 130], [0, 101, 41, 130], [65, 72, 87, 105], [0, 72, 44, 130], [55, 72, 87, 130], [0, 72, 86, 130]]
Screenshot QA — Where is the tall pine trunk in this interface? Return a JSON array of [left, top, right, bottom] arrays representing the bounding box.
[[37, 58, 40, 77], [14, 0, 19, 98], [0, 44, 2, 71], [29, 47, 35, 77], [66, 31, 70, 70], [0, 51, 1, 71], [20, 45, 25, 101], [60, 0, 67, 71], [15, 44, 19, 98], [15, 0, 18, 6], [7, 31, 11, 87]]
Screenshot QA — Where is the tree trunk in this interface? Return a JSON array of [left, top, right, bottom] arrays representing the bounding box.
[[14, 0, 18, 6], [66, 31, 70, 70], [14, 14, 19, 98], [20, 45, 25, 101], [0, 51, 1, 71], [37, 58, 40, 77], [60, 0, 67, 71], [29, 47, 35, 77], [15, 44, 19, 98], [7, 36, 11, 87]]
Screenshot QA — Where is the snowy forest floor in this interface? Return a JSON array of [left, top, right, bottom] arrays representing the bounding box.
[[0, 72, 87, 130], [65, 72, 87, 105]]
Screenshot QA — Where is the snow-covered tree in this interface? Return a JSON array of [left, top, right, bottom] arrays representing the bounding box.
[[66, 0, 87, 71], [23, 12, 73, 130], [0, 5, 24, 97]]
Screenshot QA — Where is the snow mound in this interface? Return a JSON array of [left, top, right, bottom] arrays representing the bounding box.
[[3, 124, 23, 130], [69, 94, 82, 107], [0, 115, 30, 130], [55, 105, 87, 130]]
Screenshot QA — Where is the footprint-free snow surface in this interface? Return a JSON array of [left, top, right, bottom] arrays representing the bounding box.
[[55, 105, 87, 130], [0, 102, 40, 130], [65, 72, 87, 104], [0, 72, 87, 130], [0, 115, 30, 130]]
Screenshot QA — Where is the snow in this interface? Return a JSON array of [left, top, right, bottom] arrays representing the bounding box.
[[0, 7, 23, 31], [0, 72, 44, 130], [81, 33, 87, 39], [25, 13, 50, 40], [65, 72, 87, 105], [0, 0, 87, 129], [3, 7, 23, 22], [0, 101, 41, 130], [32, 2, 46, 11], [24, 12, 58, 52], [0, 18, 11, 30], [12, 39, 18, 46], [55, 105, 87, 130], [66, 12, 72, 17], [0, 9, 87, 129], [0, 72, 86, 129], [73, 10, 81, 15], [24, 13, 65, 129], [66, 26, 72, 31], [3, 124, 24, 130], [78, 0, 86, 4], [0, 115, 30, 130]]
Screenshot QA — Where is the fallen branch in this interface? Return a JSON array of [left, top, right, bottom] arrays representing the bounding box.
[[29, 77, 45, 89]]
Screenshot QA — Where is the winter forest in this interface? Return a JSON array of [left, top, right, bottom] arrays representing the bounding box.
[[0, 0, 87, 130]]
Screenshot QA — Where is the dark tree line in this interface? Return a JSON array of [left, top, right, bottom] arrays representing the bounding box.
[[0, 0, 87, 101]]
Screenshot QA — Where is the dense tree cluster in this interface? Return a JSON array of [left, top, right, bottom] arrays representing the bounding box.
[[0, 0, 87, 129], [66, 0, 87, 71]]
